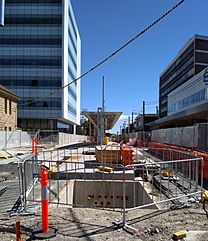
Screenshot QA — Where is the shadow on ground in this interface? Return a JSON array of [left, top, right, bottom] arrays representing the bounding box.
[[56, 142, 97, 150]]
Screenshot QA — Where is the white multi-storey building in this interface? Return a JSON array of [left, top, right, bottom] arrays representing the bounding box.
[[0, 0, 81, 133]]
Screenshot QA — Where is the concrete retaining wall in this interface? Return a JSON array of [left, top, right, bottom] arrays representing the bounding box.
[[73, 180, 156, 209], [58, 133, 88, 146], [39, 131, 88, 146]]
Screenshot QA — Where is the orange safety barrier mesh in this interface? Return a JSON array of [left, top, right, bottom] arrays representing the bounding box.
[[136, 140, 144, 148], [148, 142, 208, 180], [121, 146, 134, 166]]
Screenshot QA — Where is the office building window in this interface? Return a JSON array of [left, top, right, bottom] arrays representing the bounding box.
[[168, 89, 206, 114], [0, 0, 80, 130]]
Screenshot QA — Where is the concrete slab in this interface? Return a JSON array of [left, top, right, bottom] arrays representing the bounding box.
[[50, 170, 135, 181]]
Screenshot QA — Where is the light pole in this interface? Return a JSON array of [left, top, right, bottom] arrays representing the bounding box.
[[128, 116, 130, 135], [142, 101, 145, 147]]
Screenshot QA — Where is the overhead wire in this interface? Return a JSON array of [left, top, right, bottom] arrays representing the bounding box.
[[18, 0, 186, 108], [1, 0, 186, 128]]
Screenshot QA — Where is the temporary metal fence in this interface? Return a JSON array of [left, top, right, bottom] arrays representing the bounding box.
[[17, 153, 38, 212], [27, 130, 89, 147], [19, 146, 204, 232], [0, 131, 31, 150], [38, 130, 88, 146], [59, 132, 88, 146], [122, 152, 203, 233]]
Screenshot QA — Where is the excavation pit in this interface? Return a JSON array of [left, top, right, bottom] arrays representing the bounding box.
[[73, 180, 156, 209]]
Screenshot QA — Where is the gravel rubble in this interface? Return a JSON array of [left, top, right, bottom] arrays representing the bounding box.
[[0, 203, 208, 240]]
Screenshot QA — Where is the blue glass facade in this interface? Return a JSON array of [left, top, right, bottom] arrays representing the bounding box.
[[168, 89, 206, 114], [0, 0, 81, 131], [67, 2, 79, 120], [168, 67, 208, 116], [160, 35, 208, 118]]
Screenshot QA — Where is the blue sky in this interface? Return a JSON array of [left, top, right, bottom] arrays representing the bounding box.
[[72, 0, 208, 133]]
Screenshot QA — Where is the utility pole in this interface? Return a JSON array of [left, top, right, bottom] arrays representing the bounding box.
[[99, 76, 105, 145], [128, 115, 130, 134], [156, 106, 159, 115], [102, 76, 105, 113], [123, 120, 126, 135], [143, 101, 145, 147], [97, 107, 101, 145], [102, 76, 105, 141], [131, 112, 134, 133]]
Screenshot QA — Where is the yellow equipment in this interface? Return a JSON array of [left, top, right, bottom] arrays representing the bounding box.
[[0, 152, 8, 159], [97, 165, 112, 173], [162, 170, 174, 178], [103, 136, 109, 145], [48, 167, 57, 173], [201, 190, 208, 203], [201, 190, 208, 218], [172, 231, 186, 240]]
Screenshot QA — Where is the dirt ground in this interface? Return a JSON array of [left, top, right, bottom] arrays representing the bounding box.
[[0, 163, 18, 182], [0, 203, 208, 241]]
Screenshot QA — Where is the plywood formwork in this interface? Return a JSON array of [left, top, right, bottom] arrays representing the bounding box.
[[95, 145, 121, 164]]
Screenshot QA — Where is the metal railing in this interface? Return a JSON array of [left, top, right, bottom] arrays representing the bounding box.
[[19, 146, 204, 232], [18, 153, 38, 212], [122, 154, 203, 232], [0, 130, 31, 150]]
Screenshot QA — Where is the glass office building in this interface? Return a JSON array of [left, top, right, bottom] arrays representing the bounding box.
[[168, 67, 208, 115], [159, 35, 208, 118], [0, 0, 81, 132]]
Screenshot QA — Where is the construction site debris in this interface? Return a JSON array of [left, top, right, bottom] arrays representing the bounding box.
[[82, 150, 95, 155], [201, 190, 208, 218], [129, 138, 137, 146], [162, 170, 174, 178], [95, 145, 121, 164], [0, 143, 205, 240], [134, 165, 149, 181], [0, 150, 14, 159], [0, 169, 207, 241], [144, 227, 160, 235], [97, 165, 113, 173], [188, 196, 199, 203], [172, 231, 186, 240], [121, 146, 134, 166]]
